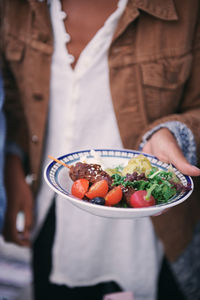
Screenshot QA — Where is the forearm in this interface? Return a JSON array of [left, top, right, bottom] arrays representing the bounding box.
[[4, 153, 34, 246], [4, 154, 26, 199], [5, 153, 25, 177], [1, 50, 29, 154]]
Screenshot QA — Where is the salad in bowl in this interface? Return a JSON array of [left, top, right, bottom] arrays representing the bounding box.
[[44, 149, 193, 218]]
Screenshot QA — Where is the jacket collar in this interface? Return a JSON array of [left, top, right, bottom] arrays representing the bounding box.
[[112, 0, 178, 43], [30, 0, 178, 19], [28, 0, 178, 21], [28, 0, 178, 46], [29, 0, 178, 18], [134, 0, 178, 21]]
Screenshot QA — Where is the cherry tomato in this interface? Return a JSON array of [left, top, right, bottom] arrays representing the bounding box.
[[85, 179, 109, 199], [71, 179, 89, 199], [130, 190, 156, 208], [105, 185, 123, 206]]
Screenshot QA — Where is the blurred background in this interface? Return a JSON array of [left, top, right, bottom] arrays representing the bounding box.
[[0, 237, 32, 300]]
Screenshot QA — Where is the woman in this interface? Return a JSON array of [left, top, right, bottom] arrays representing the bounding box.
[[1, 0, 200, 299]]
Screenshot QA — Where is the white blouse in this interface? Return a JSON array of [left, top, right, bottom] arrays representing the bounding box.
[[35, 0, 163, 299]]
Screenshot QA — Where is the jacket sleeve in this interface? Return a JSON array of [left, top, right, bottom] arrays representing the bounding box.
[[0, 3, 29, 156], [137, 9, 200, 263]]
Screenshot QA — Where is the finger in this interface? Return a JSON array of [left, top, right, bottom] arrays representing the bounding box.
[[142, 142, 152, 155], [153, 208, 170, 216], [23, 205, 33, 241], [165, 143, 200, 176], [15, 211, 31, 246], [172, 160, 200, 177], [3, 211, 30, 246], [17, 232, 31, 247], [143, 139, 200, 176], [3, 212, 18, 242], [3, 223, 27, 246]]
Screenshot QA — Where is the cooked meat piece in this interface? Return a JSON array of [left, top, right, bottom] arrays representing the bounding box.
[[122, 186, 136, 206], [69, 162, 113, 187]]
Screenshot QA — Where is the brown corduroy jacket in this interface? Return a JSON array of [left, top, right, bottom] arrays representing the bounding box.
[[1, 0, 200, 261]]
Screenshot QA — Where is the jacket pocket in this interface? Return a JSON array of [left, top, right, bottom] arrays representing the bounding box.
[[140, 54, 193, 121], [5, 37, 25, 62], [141, 54, 192, 90]]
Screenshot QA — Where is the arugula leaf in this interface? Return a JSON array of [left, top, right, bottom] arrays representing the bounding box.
[[112, 169, 179, 204]]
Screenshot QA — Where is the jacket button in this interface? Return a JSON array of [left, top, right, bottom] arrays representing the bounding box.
[[32, 135, 39, 143], [33, 93, 43, 101]]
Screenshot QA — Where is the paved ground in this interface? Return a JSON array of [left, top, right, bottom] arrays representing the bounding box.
[[0, 236, 33, 300]]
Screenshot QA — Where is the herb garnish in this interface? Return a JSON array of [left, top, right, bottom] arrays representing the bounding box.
[[111, 168, 188, 204]]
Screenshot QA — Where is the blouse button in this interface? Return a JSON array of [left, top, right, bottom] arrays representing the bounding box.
[[64, 33, 71, 43], [60, 11, 67, 20], [32, 135, 39, 144], [68, 54, 75, 63]]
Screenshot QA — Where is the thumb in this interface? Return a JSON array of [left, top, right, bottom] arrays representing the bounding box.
[[169, 147, 200, 177], [172, 160, 200, 177]]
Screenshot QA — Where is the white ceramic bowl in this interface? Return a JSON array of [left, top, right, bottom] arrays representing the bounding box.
[[44, 149, 193, 219]]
